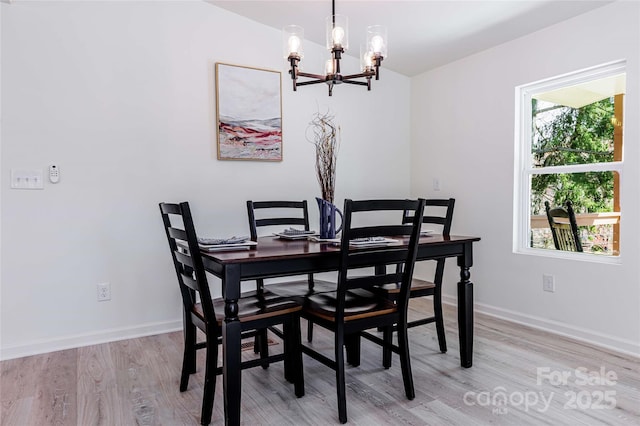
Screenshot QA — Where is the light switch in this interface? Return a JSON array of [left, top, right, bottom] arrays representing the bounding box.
[[10, 169, 44, 189]]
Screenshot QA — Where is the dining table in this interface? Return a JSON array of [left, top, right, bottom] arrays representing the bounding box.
[[201, 233, 481, 425]]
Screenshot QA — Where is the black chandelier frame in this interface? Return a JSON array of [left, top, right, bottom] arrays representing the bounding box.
[[286, 0, 384, 96]]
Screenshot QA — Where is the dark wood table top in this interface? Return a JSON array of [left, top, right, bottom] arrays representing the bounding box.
[[202, 234, 481, 264]]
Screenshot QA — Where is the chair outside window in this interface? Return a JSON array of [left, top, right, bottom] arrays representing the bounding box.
[[372, 198, 455, 355], [301, 198, 425, 424], [545, 200, 583, 252], [159, 202, 304, 425], [247, 200, 335, 341]]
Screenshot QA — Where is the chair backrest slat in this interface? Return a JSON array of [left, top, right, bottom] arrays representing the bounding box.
[[421, 216, 447, 226], [255, 217, 308, 228], [160, 203, 183, 215], [168, 227, 188, 242], [180, 271, 199, 292], [247, 200, 310, 240], [402, 198, 455, 236], [175, 249, 194, 269], [346, 272, 404, 291]]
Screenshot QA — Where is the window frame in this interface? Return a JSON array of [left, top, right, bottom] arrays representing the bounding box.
[[513, 60, 625, 264]]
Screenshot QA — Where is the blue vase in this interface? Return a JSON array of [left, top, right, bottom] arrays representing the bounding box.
[[316, 197, 343, 239]]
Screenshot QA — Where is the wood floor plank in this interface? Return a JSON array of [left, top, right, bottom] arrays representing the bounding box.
[[143, 332, 203, 425], [111, 337, 159, 425], [0, 351, 46, 402], [76, 343, 123, 425], [29, 349, 77, 426], [0, 397, 34, 426], [1, 298, 638, 425]]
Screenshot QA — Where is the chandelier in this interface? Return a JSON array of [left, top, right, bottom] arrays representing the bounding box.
[[283, 0, 387, 96]]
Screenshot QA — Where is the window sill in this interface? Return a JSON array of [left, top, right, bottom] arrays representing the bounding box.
[[514, 247, 622, 265]]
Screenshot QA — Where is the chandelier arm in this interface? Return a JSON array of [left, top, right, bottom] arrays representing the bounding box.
[[297, 71, 329, 80], [341, 80, 370, 86], [296, 79, 328, 87], [342, 71, 376, 80]]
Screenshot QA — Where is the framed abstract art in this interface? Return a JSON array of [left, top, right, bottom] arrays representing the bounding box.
[[215, 63, 283, 161]]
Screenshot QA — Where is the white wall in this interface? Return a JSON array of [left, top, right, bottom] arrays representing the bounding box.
[[0, 1, 411, 359], [411, 1, 640, 356]]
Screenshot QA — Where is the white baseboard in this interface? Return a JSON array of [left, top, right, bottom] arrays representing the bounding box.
[[442, 294, 640, 359], [0, 319, 182, 361]]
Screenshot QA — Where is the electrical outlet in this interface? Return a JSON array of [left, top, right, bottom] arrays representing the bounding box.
[[97, 282, 111, 301], [542, 274, 555, 292], [433, 178, 441, 191]]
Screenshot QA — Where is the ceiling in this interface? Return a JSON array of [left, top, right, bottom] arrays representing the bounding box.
[[208, 0, 612, 77]]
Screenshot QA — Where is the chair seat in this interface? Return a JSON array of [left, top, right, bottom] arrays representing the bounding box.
[[305, 289, 396, 322], [373, 278, 436, 299], [267, 279, 336, 298], [192, 290, 302, 324]]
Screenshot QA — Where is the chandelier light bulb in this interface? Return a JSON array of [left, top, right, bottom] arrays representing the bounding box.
[[360, 44, 373, 70], [288, 35, 301, 55], [326, 59, 335, 75], [332, 26, 345, 46], [367, 25, 388, 58], [364, 52, 373, 68], [326, 14, 348, 50], [370, 35, 384, 53], [283, 24, 304, 59]]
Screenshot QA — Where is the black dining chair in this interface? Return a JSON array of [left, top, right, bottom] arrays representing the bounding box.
[[545, 200, 583, 252], [301, 198, 425, 424], [372, 198, 455, 360], [159, 202, 304, 425], [247, 200, 335, 342]]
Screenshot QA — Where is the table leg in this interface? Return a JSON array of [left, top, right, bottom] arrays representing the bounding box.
[[457, 243, 474, 368], [222, 265, 242, 426]]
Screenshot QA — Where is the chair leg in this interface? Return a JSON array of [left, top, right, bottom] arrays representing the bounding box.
[[283, 319, 293, 383], [335, 332, 348, 424], [396, 317, 415, 400], [307, 277, 315, 342], [291, 315, 305, 397], [345, 333, 361, 367], [254, 279, 267, 353], [433, 287, 447, 353], [307, 320, 314, 342], [180, 321, 197, 391], [258, 329, 270, 369], [382, 326, 393, 369], [283, 315, 306, 396], [200, 335, 218, 426]]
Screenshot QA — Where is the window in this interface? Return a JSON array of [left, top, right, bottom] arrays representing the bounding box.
[[514, 61, 625, 262]]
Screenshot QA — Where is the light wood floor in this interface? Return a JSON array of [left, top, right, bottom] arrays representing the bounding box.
[[2, 299, 639, 425]]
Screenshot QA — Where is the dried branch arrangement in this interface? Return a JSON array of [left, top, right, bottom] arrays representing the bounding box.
[[307, 109, 340, 203]]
